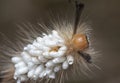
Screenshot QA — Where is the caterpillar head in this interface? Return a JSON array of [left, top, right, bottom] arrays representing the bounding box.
[[72, 34, 88, 51]]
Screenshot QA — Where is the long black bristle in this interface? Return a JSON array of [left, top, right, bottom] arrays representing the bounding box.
[[73, 1, 84, 35], [78, 51, 92, 63]]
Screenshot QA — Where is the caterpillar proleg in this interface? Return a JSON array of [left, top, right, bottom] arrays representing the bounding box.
[[0, 1, 99, 83]]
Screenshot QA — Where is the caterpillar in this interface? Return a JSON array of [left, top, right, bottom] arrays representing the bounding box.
[[0, 1, 99, 83]]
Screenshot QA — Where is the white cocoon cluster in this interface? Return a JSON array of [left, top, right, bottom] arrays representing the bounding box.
[[11, 30, 74, 83]]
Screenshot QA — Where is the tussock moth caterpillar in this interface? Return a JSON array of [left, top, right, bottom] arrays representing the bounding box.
[[0, 1, 99, 83]]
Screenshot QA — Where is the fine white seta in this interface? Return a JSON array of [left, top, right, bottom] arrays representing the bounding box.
[[11, 30, 74, 83]]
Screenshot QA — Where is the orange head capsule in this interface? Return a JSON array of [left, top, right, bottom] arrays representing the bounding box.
[[72, 34, 89, 51]]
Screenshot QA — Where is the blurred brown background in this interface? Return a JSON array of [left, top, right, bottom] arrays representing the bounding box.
[[0, 0, 120, 83]]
